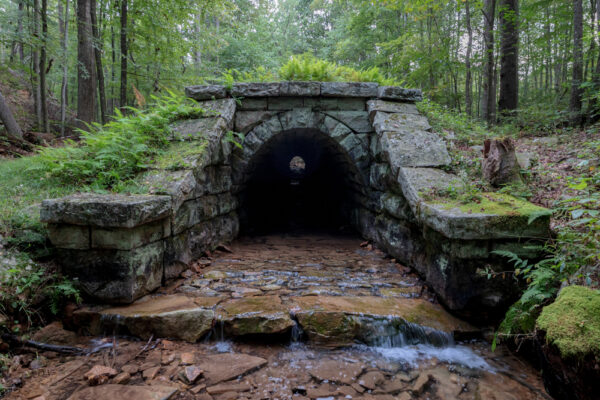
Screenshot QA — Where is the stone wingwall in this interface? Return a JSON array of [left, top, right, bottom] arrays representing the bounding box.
[[41, 82, 551, 319]]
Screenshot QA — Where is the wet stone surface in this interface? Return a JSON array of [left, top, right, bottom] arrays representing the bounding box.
[[4, 235, 550, 399]]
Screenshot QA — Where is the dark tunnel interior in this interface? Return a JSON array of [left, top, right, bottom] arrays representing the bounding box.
[[238, 129, 364, 235]]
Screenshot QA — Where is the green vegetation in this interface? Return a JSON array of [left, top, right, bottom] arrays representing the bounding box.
[[537, 285, 600, 358], [434, 192, 551, 217], [220, 54, 400, 86], [34, 91, 205, 189]]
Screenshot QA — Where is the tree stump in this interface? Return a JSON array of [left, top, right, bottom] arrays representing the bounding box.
[[482, 138, 522, 187]]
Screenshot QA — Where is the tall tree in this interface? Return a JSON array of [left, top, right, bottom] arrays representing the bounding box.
[[464, 0, 474, 116], [498, 0, 519, 116], [482, 0, 496, 124], [570, 0, 584, 125], [39, 0, 49, 132], [77, 0, 97, 125], [0, 90, 23, 141], [120, 0, 128, 109], [90, 0, 106, 123], [59, 0, 70, 136], [32, 0, 42, 129]]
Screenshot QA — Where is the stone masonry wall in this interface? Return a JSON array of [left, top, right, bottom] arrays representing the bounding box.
[[42, 82, 551, 320]]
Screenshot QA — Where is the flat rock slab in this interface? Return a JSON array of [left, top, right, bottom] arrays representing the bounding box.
[[73, 295, 219, 342], [293, 296, 474, 346], [41, 194, 172, 228], [321, 82, 379, 97], [185, 85, 227, 100], [195, 353, 267, 384], [216, 295, 295, 336], [378, 86, 423, 102], [367, 100, 419, 117], [67, 385, 177, 400], [309, 359, 365, 385], [380, 129, 451, 169]]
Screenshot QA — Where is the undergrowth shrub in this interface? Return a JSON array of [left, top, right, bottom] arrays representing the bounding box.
[[32, 91, 205, 189]]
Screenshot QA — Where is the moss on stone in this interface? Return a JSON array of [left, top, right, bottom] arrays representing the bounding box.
[[153, 140, 208, 171], [433, 192, 549, 217], [537, 285, 600, 359]]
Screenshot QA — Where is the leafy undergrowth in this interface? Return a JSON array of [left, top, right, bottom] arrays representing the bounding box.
[[220, 54, 401, 86]]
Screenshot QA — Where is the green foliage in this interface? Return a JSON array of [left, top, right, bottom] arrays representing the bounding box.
[[33, 91, 204, 189], [537, 285, 600, 358], [0, 251, 81, 329], [279, 54, 400, 85]]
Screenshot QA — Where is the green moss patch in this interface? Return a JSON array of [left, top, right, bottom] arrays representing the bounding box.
[[537, 285, 600, 359], [151, 140, 208, 171], [433, 192, 550, 217]]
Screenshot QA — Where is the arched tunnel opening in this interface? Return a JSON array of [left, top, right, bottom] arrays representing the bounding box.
[[237, 129, 365, 235]]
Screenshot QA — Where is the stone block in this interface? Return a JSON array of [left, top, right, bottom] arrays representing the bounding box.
[[373, 111, 432, 132], [91, 218, 170, 250], [196, 98, 237, 127], [195, 165, 233, 196], [171, 117, 228, 141], [280, 81, 321, 96], [238, 98, 268, 110], [279, 109, 324, 131], [143, 169, 197, 212], [321, 82, 379, 97], [172, 196, 220, 235], [59, 241, 165, 304], [367, 100, 419, 119], [46, 224, 90, 250], [381, 193, 413, 221], [340, 134, 369, 163], [185, 85, 227, 100], [268, 97, 304, 110], [234, 111, 278, 133], [164, 231, 191, 280], [251, 114, 282, 142], [323, 111, 372, 133], [369, 163, 391, 191], [305, 97, 367, 110], [379, 128, 451, 170], [41, 194, 172, 229], [231, 82, 281, 97], [377, 86, 423, 102]]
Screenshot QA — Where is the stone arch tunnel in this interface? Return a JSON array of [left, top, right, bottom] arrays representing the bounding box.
[[40, 82, 552, 320]]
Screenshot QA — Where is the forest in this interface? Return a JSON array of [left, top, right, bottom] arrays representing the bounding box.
[[0, 1, 599, 399]]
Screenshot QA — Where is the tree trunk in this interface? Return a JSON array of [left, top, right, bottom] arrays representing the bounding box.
[[77, 0, 97, 125], [90, 0, 106, 124], [39, 0, 49, 133], [465, 0, 473, 116], [120, 0, 128, 109], [59, 0, 70, 136], [32, 0, 42, 130], [483, 138, 522, 187], [570, 0, 584, 126], [482, 0, 496, 125], [0, 90, 24, 140], [11, 2, 25, 62], [498, 0, 519, 117]]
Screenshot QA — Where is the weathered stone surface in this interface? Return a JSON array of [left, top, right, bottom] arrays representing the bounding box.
[[217, 296, 295, 336], [373, 111, 432, 132], [195, 165, 233, 196], [381, 193, 412, 221], [59, 241, 165, 303], [367, 100, 419, 117], [73, 295, 218, 342], [47, 224, 90, 249], [293, 296, 474, 346], [340, 134, 369, 163], [268, 96, 304, 110], [321, 82, 378, 97], [41, 194, 172, 228], [32, 322, 78, 345], [280, 81, 321, 96], [172, 196, 220, 235], [234, 111, 278, 133], [238, 98, 267, 110], [194, 353, 267, 384], [231, 82, 281, 97], [377, 86, 423, 102], [67, 385, 177, 400], [196, 98, 237, 127], [279, 109, 325, 131], [84, 365, 118, 386], [185, 85, 227, 100], [379, 128, 451, 169], [397, 167, 463, 207], [323, 111, 372, 133], [91, 218, 170, 250], [304, 97, 367, 111], [171, 117, 228, 141], [143, 169, 197, 212], [309, 360, 364, 385]]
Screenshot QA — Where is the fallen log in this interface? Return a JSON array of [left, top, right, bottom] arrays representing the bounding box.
[[1, 333, 111, 355]]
